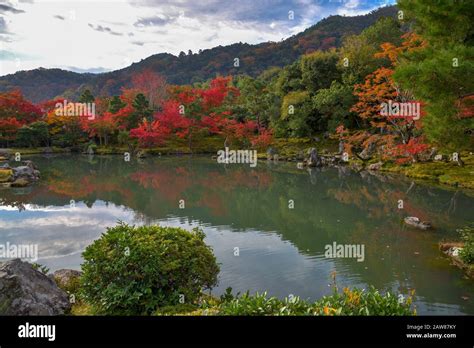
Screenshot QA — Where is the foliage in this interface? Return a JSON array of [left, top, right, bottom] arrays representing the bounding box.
[[395, 0, 474, 152], [31, 263, 50, 275], [300, 49, 340, 94], [0, 90, 42, 124], [458, 224, 474, 265], [80, 222, 220, 315], [207, 286, 416, 316], [15, 122, 50, 148], [78, 89, 95, 104], [280, 91, 317, 137], [313, 81, 357, 132], [0, 6, 398, 103]]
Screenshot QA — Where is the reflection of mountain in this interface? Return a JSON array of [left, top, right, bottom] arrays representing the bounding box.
[[1, 155, 473, 314]]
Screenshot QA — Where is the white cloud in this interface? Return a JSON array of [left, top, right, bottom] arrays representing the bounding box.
[[0, 0, 391, 76]]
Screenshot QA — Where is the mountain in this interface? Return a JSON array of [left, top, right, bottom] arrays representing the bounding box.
[[0, 6, 397, 103]]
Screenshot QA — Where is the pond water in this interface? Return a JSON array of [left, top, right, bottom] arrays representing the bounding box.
[[0, 154, 473, 314]]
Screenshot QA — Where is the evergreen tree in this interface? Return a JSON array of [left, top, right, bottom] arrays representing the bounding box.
[[394, 0, 474, 155], [79, 89, 95, 103], [109, 96, 126, 113], [129, 93, 152, 129]]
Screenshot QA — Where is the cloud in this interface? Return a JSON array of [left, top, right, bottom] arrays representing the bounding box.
[[0, 0, 392, 76], [134, 15, 176, 27], [0, 4, 25, 14], [88, 23, 123, 36], [64, 66, 110, 74], [0, 17, 7, 33]]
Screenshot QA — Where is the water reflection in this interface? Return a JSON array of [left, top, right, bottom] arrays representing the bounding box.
[[0, 154, 472, 314]]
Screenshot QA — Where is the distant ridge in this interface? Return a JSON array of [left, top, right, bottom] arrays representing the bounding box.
[[0, 6, 397, 103]]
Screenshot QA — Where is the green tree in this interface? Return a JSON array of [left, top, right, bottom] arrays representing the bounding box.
[[313, 81, 358, 132], [108, 96, 126, 113], [300, 49, 340, 94], [394, 0, 474, 155], [81, 223, 219, 315], [79, 89, 95, 104], [281, 91, 320, 137], [339, 17, 403, 85], [129, 93, 153, 129], [15, 121, 50, 147]]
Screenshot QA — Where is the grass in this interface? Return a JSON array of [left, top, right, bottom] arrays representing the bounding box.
[[380, 152, 474, 190]]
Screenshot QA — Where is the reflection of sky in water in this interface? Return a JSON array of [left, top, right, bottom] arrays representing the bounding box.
[[0, 201, 465, 314]]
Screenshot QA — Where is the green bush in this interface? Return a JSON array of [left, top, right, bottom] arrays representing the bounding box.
[[458, 224, 474, 265], [80, 222, 219, 315], [209, 286, 416, 316]]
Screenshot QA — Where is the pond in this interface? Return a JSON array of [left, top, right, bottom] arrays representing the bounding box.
[[0, 154, 473, 314]]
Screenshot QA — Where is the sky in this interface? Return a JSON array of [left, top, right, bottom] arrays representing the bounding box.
[[0, 0, 396, 76]]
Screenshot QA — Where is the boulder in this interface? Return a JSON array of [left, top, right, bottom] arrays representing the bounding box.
[[0, 168, 13, 183], [368, 161, 383, 171], [358, 142, 376, 160], [307, 148, 322, 167], [266, 147, 278, 160], [338, 141, 345, 155], [0, 259, 71, 315], [10, 178, 30, 188], [0, 149, 10, 160], [53, 269, 82, 293], [12, 164, 40, 182], [404, 216, 432, 230]]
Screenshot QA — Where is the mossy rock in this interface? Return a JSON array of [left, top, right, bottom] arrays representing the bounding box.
[[0, 169, 13, 183]]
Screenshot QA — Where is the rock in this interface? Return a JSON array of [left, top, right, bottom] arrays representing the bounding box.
[[447, 247, 462, 257], [358, 142, 376, 160], [0, 149, 10, 159], [338, 141, 345, 154], [297, 162, 304, 169], [0, 259, 71, 315], [12, 166, 39, 182], [368, 161, 383, 171], [350, 162, 363, 172], [404, 216, 432, 230], [307, 148, 322, 167], [53, 269, 82, 293], [266, 147, 278, 160], [136, 150, 147, 158], [10, 178, 30, 187], [0, 168, 13, 183]]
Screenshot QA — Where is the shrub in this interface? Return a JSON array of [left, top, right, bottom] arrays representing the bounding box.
[[80, 222, 219, 315], [458, 224, 474, 264], [211, 286, 416, 316]]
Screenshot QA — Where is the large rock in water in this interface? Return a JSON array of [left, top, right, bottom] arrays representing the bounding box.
[[12, 161, 40, 182], [404, 216, 432, 230], [0, 259, 71, 315], [307, 148, 322, 167]]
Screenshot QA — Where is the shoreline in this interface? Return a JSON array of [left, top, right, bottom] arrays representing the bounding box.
[[1, 140, 473, 191]]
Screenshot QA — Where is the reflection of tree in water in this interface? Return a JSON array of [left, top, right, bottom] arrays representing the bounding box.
[[1, 155, 473, 313]]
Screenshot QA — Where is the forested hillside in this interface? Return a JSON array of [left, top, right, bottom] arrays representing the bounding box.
[[0, 6, 397, 102]]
